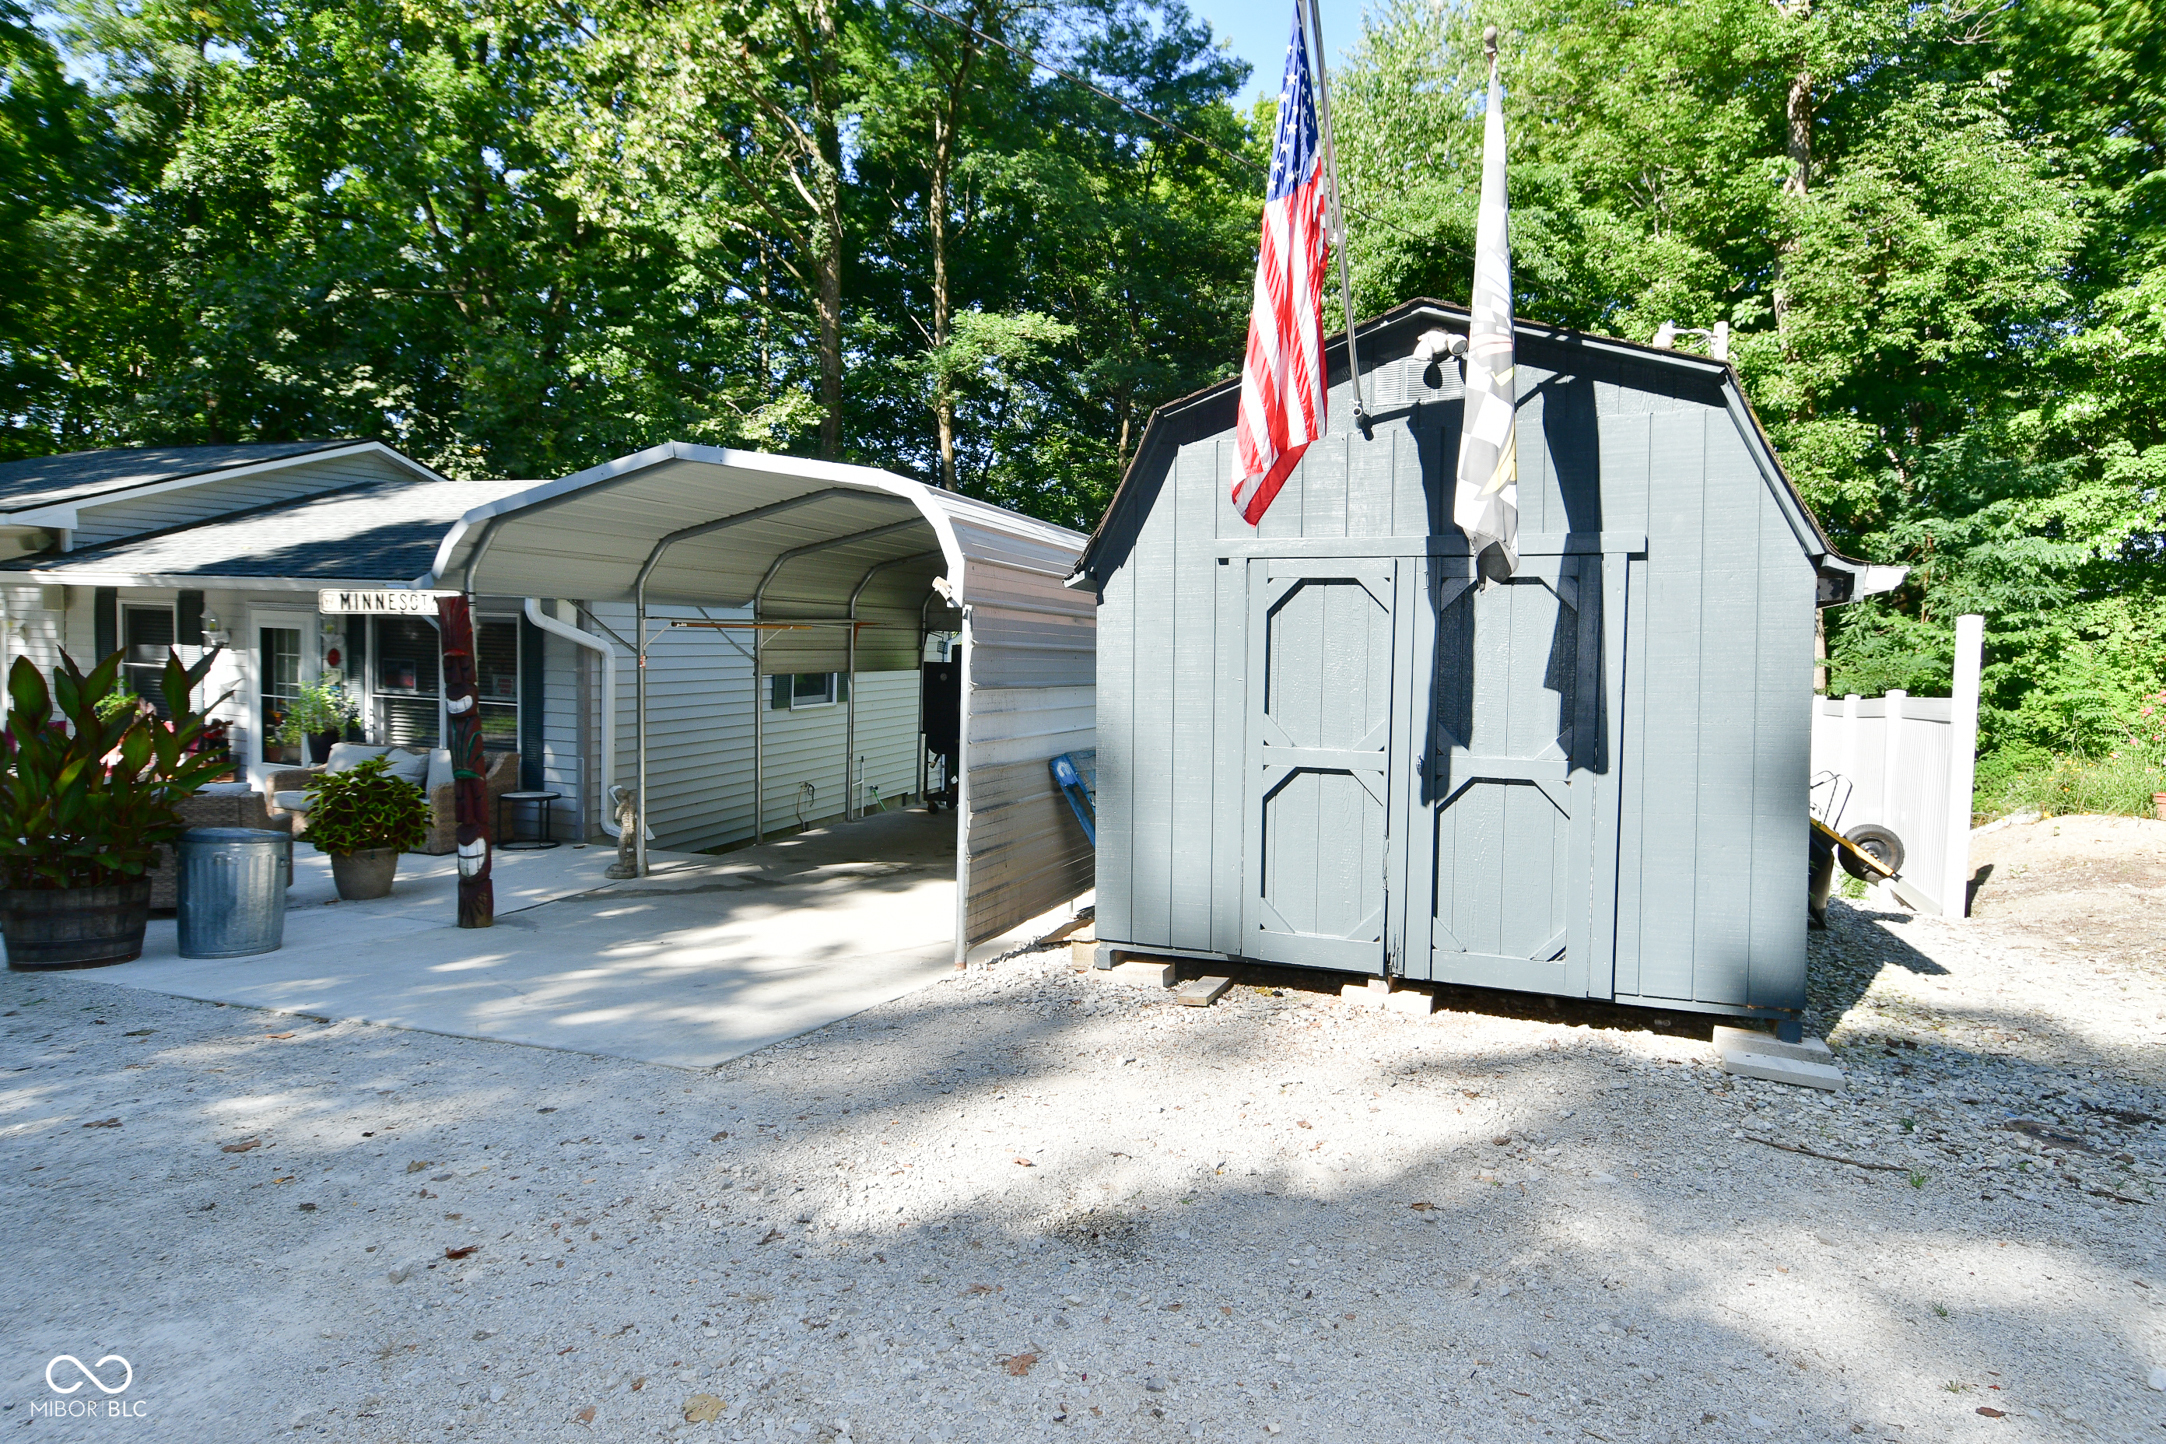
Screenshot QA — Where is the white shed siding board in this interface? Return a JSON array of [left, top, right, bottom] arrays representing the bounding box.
[[196, 588, 252, 752], [595, 601, 756, 852], [541, 625, 585, 837], [756, 672, 919, 832], [1, 584, 66, 674], [69, 454, 418, 547], [578, 600, 922, 852]]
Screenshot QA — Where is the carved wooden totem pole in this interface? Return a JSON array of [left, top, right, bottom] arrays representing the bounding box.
[[437, 594, 494, 927]]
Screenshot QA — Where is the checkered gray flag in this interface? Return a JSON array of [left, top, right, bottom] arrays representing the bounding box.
[[1454, 28, 1519, 583]]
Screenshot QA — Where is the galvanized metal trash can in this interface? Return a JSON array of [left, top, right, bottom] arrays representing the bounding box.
[[177, 828, 290, 959]]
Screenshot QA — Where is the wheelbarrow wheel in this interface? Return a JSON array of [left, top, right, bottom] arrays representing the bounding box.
[[1839, 823, 1905, 881]]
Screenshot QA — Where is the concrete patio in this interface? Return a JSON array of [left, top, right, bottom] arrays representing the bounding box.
[[51, 808, 1066, 1069]]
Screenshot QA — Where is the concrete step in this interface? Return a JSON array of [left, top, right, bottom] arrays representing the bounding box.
[[1175, 976, 1232, 1007], [1106, 959, 1175, 989], [1712, 1025, 1833, 1065], [1714, 1026, 1843, 1091]]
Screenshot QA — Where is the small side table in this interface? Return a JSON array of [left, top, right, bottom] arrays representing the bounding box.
[[498, 791, 563, 851]]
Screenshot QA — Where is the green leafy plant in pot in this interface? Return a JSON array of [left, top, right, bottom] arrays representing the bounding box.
[[305, 756, 430, 900], [0, 649, 232, 969], [273, 680, 360, 764]]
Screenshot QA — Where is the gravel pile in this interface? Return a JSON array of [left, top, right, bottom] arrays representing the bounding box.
[[4, 886, 2162, 1442]]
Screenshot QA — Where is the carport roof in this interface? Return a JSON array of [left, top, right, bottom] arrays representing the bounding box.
[[421, 443, 1088, 617]]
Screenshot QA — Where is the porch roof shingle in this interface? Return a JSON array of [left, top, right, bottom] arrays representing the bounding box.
[[0, 475, 537, 587]]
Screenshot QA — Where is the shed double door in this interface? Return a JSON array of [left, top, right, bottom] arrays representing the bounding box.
[[1238, 549, 1623, 994]]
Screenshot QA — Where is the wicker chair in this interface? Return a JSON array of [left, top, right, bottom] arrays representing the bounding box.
[[266, 745, 520, 856]]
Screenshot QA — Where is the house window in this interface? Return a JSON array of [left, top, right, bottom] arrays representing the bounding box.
[[769, 672, 847, 709], [475, 618, 518, 751], [372, 616, 440, 747], [123, 606, 175, 712], [367, 614, 519, 751], [259, 626, 303, 765]]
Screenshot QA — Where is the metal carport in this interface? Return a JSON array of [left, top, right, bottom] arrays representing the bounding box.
[[421, 443, 1096, 964]]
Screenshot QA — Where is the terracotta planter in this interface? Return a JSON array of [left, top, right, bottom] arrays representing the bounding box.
[[2153, 791, 2165, 823], [329, 847, 400, 901], [2, 878, 153, 970]]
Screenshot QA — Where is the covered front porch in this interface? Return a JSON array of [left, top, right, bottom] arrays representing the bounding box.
[[73, 810, 1000, 1069]]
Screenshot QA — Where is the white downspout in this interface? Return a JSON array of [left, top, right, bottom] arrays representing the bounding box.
[[523, 598, 618, 837]]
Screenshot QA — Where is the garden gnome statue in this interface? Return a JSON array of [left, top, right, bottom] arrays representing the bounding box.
[[605, 784, 640, 880]]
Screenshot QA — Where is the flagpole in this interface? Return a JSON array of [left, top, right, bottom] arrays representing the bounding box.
[[1302, 0, 1367, 426]]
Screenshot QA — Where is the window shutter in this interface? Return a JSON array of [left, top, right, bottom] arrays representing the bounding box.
[[94, 588, 117, 660]]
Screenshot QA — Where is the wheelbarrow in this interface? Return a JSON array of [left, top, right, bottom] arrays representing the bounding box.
[[1807, 769, 1907, 927]]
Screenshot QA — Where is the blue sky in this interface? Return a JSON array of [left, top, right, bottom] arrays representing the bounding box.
[[1190, 0, 1375, 103]]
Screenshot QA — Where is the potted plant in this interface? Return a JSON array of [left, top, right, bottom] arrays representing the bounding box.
[[0, 650, 230, 969], [273, 680, 360, 764], [305, 755, 430, 900]]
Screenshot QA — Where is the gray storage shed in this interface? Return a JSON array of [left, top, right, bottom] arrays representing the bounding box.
[[1067, 299, 1897, 1027]]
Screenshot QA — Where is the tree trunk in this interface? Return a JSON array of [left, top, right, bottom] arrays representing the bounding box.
[[437, 594, 493, 928], [1773, 0, 1813, 335], [931, 114, 957, 489], [815, 183, 844, 462], [811, 0, 846, 463]]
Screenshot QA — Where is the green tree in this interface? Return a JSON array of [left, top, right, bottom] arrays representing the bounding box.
[[1336, 0, 2160, 767]]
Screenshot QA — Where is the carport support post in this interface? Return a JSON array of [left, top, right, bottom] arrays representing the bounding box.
[[845, 612, 858, 819], [634, 593, 649, 876], [437, 593, 494, 927], [916, 593, 933, 805], [753, 602, 765, 845], [844, 550, 942, 821]]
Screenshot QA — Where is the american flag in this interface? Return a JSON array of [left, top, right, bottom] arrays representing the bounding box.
[[1231, 6, 1329, 527]]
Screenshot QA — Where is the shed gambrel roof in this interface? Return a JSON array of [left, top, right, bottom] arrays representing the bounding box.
[[1069, 298, 1899, 604], [0, 475, 536, 590]]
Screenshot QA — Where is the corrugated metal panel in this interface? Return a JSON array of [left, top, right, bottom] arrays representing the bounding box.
[[428, 445, 1095, 960]]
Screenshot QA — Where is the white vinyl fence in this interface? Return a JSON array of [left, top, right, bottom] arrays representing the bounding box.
[[1808, 615, 1984, 917]]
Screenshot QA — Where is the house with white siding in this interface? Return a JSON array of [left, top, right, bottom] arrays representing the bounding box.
[[0, 442, 953, 856]]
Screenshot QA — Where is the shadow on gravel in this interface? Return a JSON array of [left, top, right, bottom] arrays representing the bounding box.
[[685, 958, 2150, 1441], [7, 922, 2158, 1443]]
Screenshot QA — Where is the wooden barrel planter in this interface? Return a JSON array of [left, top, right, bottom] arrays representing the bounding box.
[[2, 879, 154, 970]]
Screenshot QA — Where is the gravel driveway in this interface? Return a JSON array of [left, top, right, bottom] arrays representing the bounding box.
[[5, 847, 2163, 1442]]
